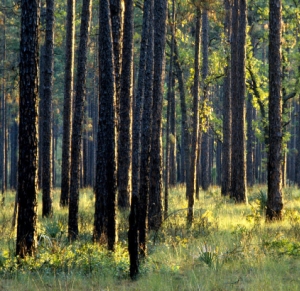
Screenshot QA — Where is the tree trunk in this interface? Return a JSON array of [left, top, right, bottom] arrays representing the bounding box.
[[173, 38, 189, 185], [201, 8, 209, 192], [187, 7, 201, 225], [60, 0, 75, 207], [148, 0, 167, 231], [139, 0, 154, 255], [246, 94, 254, 187], [42, 0, 54, 217], [94, 0, 118, 251], [231, 0, 247, 203], [16, 0, 39, 258], [266, 0, 283, 220], [118, 0, 133, 209], [221, 0, 231, 196], [68, 0, 92, 241]]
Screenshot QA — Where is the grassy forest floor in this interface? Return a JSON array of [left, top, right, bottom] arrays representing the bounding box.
[[1, 186, 300, 290]]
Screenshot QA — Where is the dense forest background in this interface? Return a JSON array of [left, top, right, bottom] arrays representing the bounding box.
[[0, 0, 299, 284]]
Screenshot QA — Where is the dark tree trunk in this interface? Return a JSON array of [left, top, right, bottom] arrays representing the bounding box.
[[128, 0, 152, 276], [231, 0, 247, 203], [110, 0, 124, 126], [169, 67, 177, 186], [68, 0, 92, 241], [16, 0, 39, 258], [118, 0, 133, 209], [266, 0, 283, 220], [148, 0, 167, 231], [164, 4, 175, 218], [139, 0, 153, 255], [173, 38, 189, 185], [1, 7, 7, 200], [10, 119, 18, 189], [221, 0, 231, 196], [94, 0, 118, 251], [246, 94, 255, 187], [201, 8, 209, 192], [41, 0, 54, 217], [60, 0, 75, 207], [187, 8, 201, 225], [169, 1, 176, 187]]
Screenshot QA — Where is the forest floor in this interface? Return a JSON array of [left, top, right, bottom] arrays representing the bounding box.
[[0, 185, 300, 290]]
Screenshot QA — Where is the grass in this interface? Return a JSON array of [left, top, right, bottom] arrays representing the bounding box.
[[1, 185, 300, 290]]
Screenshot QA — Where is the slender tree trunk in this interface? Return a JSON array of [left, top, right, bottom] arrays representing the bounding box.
[[200, 8, 209, 192], [164, 4, 175, 218], [173, 38, 189, 185], [221, 0, 231, 196], [118, 0, 133, 209], [41, 0, 54, 217], [187, 7, 201, 225], [231, 0, 247, 203], [148, 0, 167, 231], [128, 0, 151, 276], [139, 0, 154, 255], [16, 0, 39, 258], [266, 0, 283, 220], [68, 0, 92, 241], [246, 94, 254, 187], [94, 0, 118, 250], [60, 0, 75, 207]]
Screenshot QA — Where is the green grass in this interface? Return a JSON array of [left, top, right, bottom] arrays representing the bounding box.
[[1, 185, 300, 290]]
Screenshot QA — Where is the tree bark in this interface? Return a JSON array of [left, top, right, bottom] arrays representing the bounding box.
[[68, 0, 92, 241], [221, 0, 231, 196], [41, 0, 54, 217], [118, 0, 133, 209], [16, 0, 39, 258], [187, 7, 201, 225], [266, 0, 283, 220], [60, 0, 75, 207], [148, 0, 167, 231], [231, 0, 247, 203], [94, 0, 118, 251]]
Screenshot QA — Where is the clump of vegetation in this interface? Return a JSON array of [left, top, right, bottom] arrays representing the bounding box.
[[1, 186, 300, 290]]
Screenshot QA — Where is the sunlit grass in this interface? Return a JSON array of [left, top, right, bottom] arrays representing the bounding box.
[[1, 185, 300, 290]]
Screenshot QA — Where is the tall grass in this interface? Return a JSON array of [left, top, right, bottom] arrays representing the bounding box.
[[1, 185, 300, 290]]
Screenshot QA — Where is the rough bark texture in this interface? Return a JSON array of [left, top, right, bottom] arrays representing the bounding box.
[[174, 38, 189, 185], [16, 0, 39, 258], [118, 0, 133, 209], [201, 9, 209, 192], [148, 0, 167, 231], [60, 0, 75, 207], [231, 0, 247, 203], [139, 0, 153, 255], [266, 0, 283, 220], [164, 6, 175, 218], [187, 8, 201, 225], [94, 0, 117, 250], [128, 0, 151, 276], [221, 0, 231, 196], [42, 0, 54, 218], [68, 0, 92, 241]]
